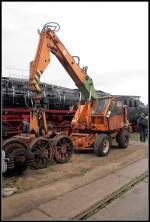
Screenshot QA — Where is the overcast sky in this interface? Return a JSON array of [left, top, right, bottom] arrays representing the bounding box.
[[2, 2, 148, 104]]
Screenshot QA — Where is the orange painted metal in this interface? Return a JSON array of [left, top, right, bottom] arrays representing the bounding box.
[[28, 23, 129, 150], [71, 102, 92, 130], [29, 109, 47, 135], [29, 110, 39, 134], [71, 96, 129, 149], [29, 29, 86, 95], [71, 97, 113, 132], [29, 25, 95, 135], [71, 132, 95, 149], [29, 32, 50, 93], [47, 31, 85, 85], [108, 115, 124, 130]]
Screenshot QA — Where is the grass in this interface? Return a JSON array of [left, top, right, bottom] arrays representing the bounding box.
[[63, 171, 80, 178], [80, 167, 91, 176], [41, 164, 58, 173], [130, 132, 140, 141], [63, 167, 92, 178], [2, 176, 25, 193], [2, 177, 15, 189]]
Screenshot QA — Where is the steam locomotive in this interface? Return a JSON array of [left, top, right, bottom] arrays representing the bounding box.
[[2, 77, 148, 137]]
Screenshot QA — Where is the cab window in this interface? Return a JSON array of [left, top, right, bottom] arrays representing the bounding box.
[[92, 99, 108, 114], [111, 100, 123, 115]]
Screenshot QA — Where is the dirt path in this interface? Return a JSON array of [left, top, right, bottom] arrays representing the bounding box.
[[2, 139, 148, 194]]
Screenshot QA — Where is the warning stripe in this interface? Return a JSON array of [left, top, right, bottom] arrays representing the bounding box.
[[31, 70, 42, 92], [34, 74, 40, 83], [31, 79, 41, 92], [36, 69, 42, 77]]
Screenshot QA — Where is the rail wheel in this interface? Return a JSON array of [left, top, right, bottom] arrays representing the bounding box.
[[2, 137, 28, 176], [53, 134, 73, 164], [30, 137, 54, 169]]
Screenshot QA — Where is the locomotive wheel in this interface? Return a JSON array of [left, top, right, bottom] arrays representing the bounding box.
[[94, 134, 111, 157], [53, 134, 73, 164], [2, 137, 28, 176], [30, 137, 54, 169]]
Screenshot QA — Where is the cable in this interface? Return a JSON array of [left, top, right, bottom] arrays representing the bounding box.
[[72, 56, 80, 65]]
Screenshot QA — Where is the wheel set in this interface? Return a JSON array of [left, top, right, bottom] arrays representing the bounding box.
[[53, 134, 73, 164], [2, 134, 73, 175], [2, 137, 32, 176], [30, 135, 73, 168]]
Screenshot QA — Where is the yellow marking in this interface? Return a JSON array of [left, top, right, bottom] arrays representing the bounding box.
[[31, 80, 41, 92], [35, 74, 40, 83], [37, 69, 42, 77], [34, 84, 41, 92]]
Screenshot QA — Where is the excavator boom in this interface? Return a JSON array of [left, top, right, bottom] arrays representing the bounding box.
[[30, 23, 98, 101]]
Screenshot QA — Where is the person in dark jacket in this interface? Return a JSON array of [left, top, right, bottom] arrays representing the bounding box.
[[145, 115, 148, 137], [137, 113, 148, 142], [22, 118, 29, 133]]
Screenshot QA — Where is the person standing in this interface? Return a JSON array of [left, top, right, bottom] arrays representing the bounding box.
[[137, 113, 148, 142], [22, 116, 29, 134], [145, 115, 148, 137]]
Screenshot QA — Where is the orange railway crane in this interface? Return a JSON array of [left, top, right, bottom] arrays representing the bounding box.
[[3, 22, 130, 175]]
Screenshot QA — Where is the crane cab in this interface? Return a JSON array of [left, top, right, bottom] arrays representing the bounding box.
[[71, 96, 130, 153]]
